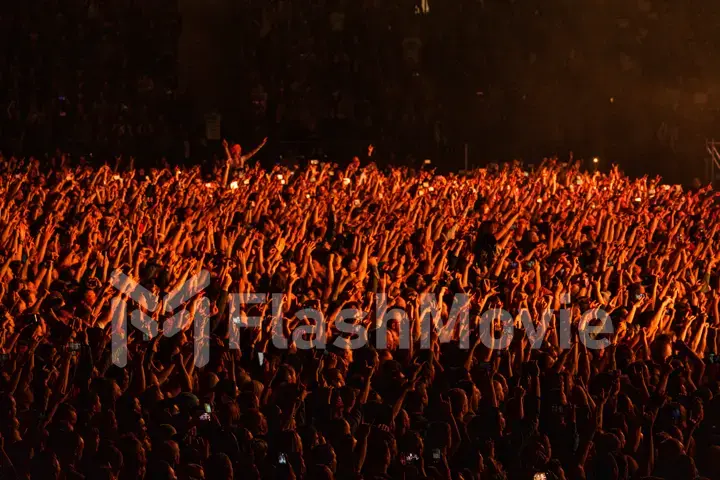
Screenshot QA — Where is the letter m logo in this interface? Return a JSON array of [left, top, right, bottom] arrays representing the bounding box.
[[110, 269, 211, 367]]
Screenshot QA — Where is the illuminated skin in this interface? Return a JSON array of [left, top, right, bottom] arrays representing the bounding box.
[[0, 158, 717, 480], [220, 137, 268, 185]]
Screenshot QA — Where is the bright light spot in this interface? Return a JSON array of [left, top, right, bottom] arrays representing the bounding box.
[[422, 182, 429, 188], [280, 179, 286, 185], [634, 197, 642, 202], [310, 159, 319, 165], [354, 199, 361, 206], [429, 186, 435, 192], [305, 194, 311, 199], [277, 174, 283, 180], [328, 171, 335, 176], [205, 183, 212, 188], [610, 97, 615, 103], [112, 175, 120, 180], [418, 189, 425, 196], [243, 179, 250, 185], [423, 159, 432, 165], [537, 198, 542, 203], [593, 157, 599, 164], [230, 181, 239, 190], [343, 177, 351, 186]]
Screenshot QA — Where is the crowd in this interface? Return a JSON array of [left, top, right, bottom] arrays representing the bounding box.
[[1, 150, 720, 480]]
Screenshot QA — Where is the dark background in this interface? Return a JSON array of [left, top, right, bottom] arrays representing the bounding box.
[[2, 0, 719, 183], [179, 0, 720, 183]]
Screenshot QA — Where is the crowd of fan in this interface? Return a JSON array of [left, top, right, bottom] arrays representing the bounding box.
[[1, 149, 720, 480]]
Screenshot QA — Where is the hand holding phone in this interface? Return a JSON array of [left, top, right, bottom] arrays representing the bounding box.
[[431, 448, 442, 464]]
